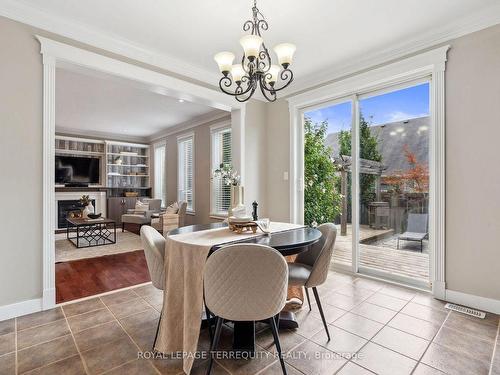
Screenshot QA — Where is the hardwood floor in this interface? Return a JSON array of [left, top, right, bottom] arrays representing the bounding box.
[[55, 250, 151, 303]]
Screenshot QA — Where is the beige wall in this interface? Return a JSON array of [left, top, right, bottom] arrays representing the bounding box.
[[0, 17, 43, 305], [265, 24, 500, 301], [445, 24, 500, 300]]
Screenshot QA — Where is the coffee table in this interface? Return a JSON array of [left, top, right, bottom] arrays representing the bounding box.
[[66, 217, 117, 248]]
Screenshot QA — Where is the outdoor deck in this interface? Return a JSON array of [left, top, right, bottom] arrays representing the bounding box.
[[333, 225, 429, 284]]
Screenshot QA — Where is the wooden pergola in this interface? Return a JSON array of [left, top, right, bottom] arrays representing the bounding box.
[[334, 155, 387, 236]]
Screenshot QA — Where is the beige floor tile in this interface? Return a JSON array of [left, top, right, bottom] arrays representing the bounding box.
[[26, 354, 86, 375], [333, 313, 383, 340], [132, 284, 161, 298], [422, 343, 490, 375], [104, 359, 159, 375], [352, 277, 386, 292], [256, 328, 306, 355], [17, 319, 70, 350], [310, 326, 367, 357], [80, 337, 138, 375], [17, 307, 65, 331], [334, 284, 376, 300], [286, 340, 347, 375], [0, 333, 15, 356], [378, 285, 416, 300], [0, 319, 14, 336], [324, 293, 366, 311], [293, 314, 325, 339], [400, 302, 448, 325], [100, 290, 138, 306], [215, 348, 277, 375], [107, 297, 151, 319], [372, 326, 429, 360], [336, 361, 374, 374], [0, 352, 16, 375], [73, 320, 129, 352], [191, 360, 229, 375], [310, 304, 347, 324], [142, 292, 164, 307], [444, 313, 498, 342], [412, 363, 446, 375], [366, 293, 408, 311], [411, 293, 447, 311], [354, 342, 416, 375], [17, 334, 78, 374], [449, 310, 499, 327], [433, 326, 494, 365], [256, 360, 304, 375], [124, 318, 159, 352], [350, 301, 397, 324], [67, 308, 115, 333], [388, 313, 440, 340], [492, 348, 500, 375], [119, 308, 160, 333], [62, 298, 105, 318]]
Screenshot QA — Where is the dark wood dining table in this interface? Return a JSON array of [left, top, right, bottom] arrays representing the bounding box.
[[168, 222, 322, 354]]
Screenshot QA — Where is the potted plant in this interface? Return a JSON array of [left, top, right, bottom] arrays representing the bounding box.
[[80, 195, 94, 219], [213, 163, 241, 216]]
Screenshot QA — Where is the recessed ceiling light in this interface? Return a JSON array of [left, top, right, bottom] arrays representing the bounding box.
[[178, 99, 185, 103]]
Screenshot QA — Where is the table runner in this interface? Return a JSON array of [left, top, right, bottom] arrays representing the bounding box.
[[155, 222, 303, 374]]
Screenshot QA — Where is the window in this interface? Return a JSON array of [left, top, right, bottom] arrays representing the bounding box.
[[177, 134, 194, 211], [153, 142, 166, 206], [211, 126, 232, 216]]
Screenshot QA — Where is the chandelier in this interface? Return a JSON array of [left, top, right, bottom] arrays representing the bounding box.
[[214, 0, 296, 102]]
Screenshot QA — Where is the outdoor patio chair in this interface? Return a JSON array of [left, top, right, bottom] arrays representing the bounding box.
[[397, 213, 428, 252]]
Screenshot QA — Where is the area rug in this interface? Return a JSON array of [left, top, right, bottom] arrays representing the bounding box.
[[55, 231, 143, 263]]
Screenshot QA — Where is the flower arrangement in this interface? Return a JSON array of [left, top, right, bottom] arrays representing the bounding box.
[[213, 163, 241, 186], [79, 195, 91, 207]]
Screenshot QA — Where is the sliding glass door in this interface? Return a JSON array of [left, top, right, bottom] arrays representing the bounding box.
[[302, 80, 431, 288]]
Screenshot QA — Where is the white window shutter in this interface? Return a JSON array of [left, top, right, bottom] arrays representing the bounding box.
[[211, 127, 232, 216]]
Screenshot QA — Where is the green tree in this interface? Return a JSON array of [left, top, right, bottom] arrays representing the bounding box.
[[304, 118, 342, 226], [338, 114, 382, 207]]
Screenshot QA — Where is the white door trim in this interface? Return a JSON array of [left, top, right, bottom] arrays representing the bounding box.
[[287, 45, 449, 298], [38, 36, 244, 310]]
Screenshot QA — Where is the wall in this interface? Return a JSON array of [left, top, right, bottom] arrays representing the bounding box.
[[265, 24, 500, 302], [0, 17, 43, 306], [445, 24, 500, 300]]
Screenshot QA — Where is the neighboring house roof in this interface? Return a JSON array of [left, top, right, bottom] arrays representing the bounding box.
[[325, 116, 430, 176]]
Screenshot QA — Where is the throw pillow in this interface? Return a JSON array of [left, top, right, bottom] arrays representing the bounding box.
[[135, 200, 150, 213], [165, 201, 179, 214]]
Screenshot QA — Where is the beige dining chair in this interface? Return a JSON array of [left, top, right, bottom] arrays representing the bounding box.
[[204, 244, 289, 375], [288, 223, 337, 341], [140, 225, 166, 349]]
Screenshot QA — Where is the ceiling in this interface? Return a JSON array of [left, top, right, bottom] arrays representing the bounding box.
[[55, 68, 223, 139], [9, 0, 500, 93]]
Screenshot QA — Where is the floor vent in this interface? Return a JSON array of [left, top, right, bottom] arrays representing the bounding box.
[[445, 303, 486, 319]]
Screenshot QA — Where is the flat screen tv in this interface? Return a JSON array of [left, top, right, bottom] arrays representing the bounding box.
[[55, 155, 100, 184]]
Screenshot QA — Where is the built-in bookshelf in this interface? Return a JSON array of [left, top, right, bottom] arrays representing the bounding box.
[[106, 141, 150, 190]]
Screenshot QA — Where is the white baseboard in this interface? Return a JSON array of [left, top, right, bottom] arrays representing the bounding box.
[[0, 298, 42, 321], [432, 281, 446, 300], [445, 289, 500, 315]]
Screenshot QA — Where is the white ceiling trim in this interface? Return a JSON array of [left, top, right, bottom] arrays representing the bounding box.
[[287, 2, 500, 96], [0, 0, 220, 85], [1, 0, 499, 98]]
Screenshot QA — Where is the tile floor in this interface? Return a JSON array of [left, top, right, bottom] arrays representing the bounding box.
[[1, 272, 499, 375]]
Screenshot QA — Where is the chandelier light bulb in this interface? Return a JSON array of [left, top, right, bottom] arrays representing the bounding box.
[[273, 43, 296, 68], [231, 64, 246, 84], [239, 35, 263, 60], [266, 65, 281, 84], [214, 52, 235, 75]]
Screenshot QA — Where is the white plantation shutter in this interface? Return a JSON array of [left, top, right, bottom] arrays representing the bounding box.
[[154, 143, 166, 206], [178, 135, 194, 211], [211, 127, 232, 216]]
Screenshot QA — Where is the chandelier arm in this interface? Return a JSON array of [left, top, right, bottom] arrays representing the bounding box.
[[261, 68, 294, 93], [218, 76, 255, 97], [257, 48, 271, 72], [235, 80, 257, 102]]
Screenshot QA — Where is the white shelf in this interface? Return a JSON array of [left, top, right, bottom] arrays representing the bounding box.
[[107, 152, 148, 158], [56, 149, 104, 156], [107, 174, 149, 177], [107, 164, 149, 167]]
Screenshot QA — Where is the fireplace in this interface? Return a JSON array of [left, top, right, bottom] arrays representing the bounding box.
[[57, 199, 96, 229]]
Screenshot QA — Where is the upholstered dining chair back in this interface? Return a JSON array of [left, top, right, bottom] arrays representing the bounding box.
[[295, 223, 337, 288], [204, 244, 288, 322], [140, 225, 166, 290], [177, 201, 188, 227]]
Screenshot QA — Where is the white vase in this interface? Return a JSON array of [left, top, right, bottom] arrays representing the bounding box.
[[229, 185, 244, 217], [82, 202, 94, 218]]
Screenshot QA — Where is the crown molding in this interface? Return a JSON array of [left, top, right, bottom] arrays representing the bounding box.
[[0, 0, 220, 86], [286, 2, 500, 96], [55, 126, 149, 144], [148, 110, 231, 142]]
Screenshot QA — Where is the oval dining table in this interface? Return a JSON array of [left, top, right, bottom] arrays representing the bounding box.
[[168, 222, 322, 354]]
